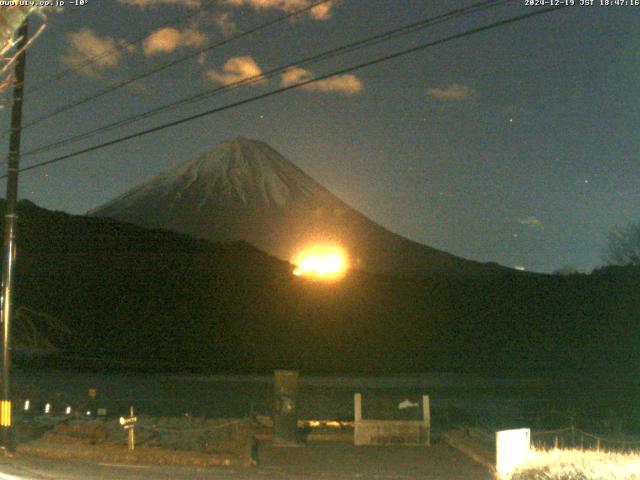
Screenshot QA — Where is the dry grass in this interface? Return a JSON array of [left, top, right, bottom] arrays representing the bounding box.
[[509, 448, 640, 480], [15, 417, 256, 468], [17, 441, 251, 468]]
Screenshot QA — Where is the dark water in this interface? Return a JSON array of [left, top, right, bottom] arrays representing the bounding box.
[[12, 370, 544, 435]]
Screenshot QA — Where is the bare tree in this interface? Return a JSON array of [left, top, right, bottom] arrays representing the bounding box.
[[604, 223, 640, 266], [553, 265, 581, 276]]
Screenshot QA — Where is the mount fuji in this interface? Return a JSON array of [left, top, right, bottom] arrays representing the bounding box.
[[89, 137, 506, 276]]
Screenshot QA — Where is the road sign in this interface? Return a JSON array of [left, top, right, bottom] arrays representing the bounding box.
[[119, 406, 137, 450]]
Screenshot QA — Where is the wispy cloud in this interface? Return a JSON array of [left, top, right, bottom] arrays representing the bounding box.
[[61, 29, 133, 78], [223, 0, 335, 20], [143, 27, 207, 56], [119, 0, 335, 19], [308, 74, 363, 95], [519, 216, 543, 228], [281, 66, 313, 87], [426, 83, 474, 101], [281, 67, 363, 95], [211, 12, 237, 37], [308, 1, 333, 20], [206, 56, 265, 86]]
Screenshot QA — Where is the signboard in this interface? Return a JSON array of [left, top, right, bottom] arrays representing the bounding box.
[[496, 428, 531, 479], [119, 406, 137, 450]]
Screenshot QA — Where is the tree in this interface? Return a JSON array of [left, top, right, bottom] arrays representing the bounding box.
[[552, 265, 581, 276], [604, 223, 640, 266]]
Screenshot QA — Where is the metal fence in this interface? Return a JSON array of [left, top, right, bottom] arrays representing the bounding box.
[[532, 426, 640, 452]]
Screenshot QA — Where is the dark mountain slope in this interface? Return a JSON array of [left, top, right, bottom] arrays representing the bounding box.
[[2, 200, 638, 379]]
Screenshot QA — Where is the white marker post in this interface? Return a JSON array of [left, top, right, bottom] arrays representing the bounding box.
[[496, 428, 530, 479]]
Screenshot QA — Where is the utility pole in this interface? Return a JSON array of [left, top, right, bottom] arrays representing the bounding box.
[[1, 18, 28, 452]]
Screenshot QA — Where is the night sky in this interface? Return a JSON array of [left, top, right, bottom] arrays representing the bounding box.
[[0, 0, 638, 274]]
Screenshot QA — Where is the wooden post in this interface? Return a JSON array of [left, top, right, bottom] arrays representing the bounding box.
[[554, 436, 558, 449], [354, 393, 362, 422], [422, 395, 430, 447], [128, 406, 135, 451], [422, 395, 430, 425]]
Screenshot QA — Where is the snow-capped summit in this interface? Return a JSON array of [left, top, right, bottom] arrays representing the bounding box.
[[90, 137, 505, 276], [97, 137, 324, 213]]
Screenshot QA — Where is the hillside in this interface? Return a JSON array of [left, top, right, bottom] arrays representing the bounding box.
[[0, 200, 637, 382]]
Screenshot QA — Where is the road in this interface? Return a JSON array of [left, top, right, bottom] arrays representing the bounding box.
[[0, 441, 492, 479]]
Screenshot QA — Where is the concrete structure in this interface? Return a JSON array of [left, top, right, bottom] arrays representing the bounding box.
[[353, 393, 430, 446], [273, 370, 299, 445]]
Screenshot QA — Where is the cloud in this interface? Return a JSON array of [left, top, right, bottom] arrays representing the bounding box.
[[143, 27, 207, 56], [118, 0, 202, 7], [309, 1, 333, 20], [60, 29, 133, 78], [211, 12, 237, 36], [119, 0, 335, 19], [281, 66, 314, 87], [308, 74, 363, 95], [223, 0, 334, 20], [519, 216, 543, 228], [426, 83, 474, 101], [206, 56, 265, 86], [281, 67, 363, 95]]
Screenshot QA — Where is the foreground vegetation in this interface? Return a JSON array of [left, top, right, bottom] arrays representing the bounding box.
[[510, 448, 640, 480]]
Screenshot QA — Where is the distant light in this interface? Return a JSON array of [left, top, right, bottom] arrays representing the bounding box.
[[86, 410, 91, 416], [292, 246, 348, 280], [24, 400, 30, 411], [44, 403, 51, 414], [65, 406, 72, 415], [515, 265, 526, 271]]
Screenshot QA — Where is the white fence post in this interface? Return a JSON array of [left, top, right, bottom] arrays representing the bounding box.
[[422, 395, 430, 446], [354, 393, 362, 422]]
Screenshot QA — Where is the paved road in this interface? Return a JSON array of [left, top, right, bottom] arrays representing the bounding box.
[[0, 442, 492, 479]]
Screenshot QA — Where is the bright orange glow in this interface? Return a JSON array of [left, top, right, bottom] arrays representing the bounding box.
[[292, 246, 348, 280]]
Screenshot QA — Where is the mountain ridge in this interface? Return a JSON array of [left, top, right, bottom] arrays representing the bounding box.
[[90, 137, 510, 277]]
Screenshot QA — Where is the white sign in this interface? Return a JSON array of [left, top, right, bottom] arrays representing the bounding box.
[[119, 415, 137, 426], [496, 428, 530, 479]]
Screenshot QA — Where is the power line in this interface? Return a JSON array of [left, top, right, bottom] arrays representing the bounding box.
[[10, 0, 333, 137], [23, 0, 511, 157], [4, 5, 566, 179]]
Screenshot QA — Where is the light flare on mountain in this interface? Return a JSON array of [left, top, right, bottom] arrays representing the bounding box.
[[292, 246, 348, 279]]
